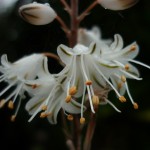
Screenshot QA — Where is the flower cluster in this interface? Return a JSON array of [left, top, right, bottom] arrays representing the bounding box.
[[0, 26, 149, 124]]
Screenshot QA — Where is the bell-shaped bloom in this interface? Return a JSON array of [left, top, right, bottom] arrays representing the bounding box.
[[98, 0, 139, 10], [19, 2, 57, 25], [57, 43, 123, 119], [25, 74, 82, 124], [0, 54, 48, 120], [78, 26, 111, 47]]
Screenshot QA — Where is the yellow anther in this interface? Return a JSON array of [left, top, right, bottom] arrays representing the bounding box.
[[80, 117, 85, 124], [10, 115, 16, 122], [121, 75, 126, 83], [133, 102, 139, 109], [118, 82, 123, 89], [69, 86, 77, 95], [130, 45, 136, 51], [32, 84, 38, 89], [67, 115, 74, 121], [119, 96, 126, 103], [8, 101, 14, 109], [92, 95, 99, 106], [40, 112, 51, 118], [125, 64, 130, 70], [41, 105, 47, 111], [85, 80, 92, 85], [40, 112, 47, 118], [65, 95, 72, 103], [0, 99, 5, 108]]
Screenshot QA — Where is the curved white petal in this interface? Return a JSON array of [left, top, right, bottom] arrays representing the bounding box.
[[110, 34, 123, 51], [57, 44, 73, 65]]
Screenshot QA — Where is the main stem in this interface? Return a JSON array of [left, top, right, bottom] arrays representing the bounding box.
[[69, 0, 79, 47]]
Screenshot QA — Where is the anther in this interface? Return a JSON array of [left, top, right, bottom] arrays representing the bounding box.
[[125, 64, 130, 70], [119, 96, 126, 103], [0, 99, 5, 108], [92, 95, 99, 106], [121, 75, 126, 83], [67, 114, 73, 121], [10, 115, 16, 122], [69, 86, 77, 95], [41, 105, 47, 111], [118, 82, 123, 89], [65, 95, 72, 103], [40, 112, 50, 118], [32, 84, 38, 89], [8, 101, 14, 109], [85, 80, 92, 85], [130, 45, 136, 51], [133, 102, 139, 109], [80, 117, 85, 124]]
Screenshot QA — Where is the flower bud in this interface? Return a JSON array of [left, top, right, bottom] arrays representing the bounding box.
[[19, 2, 57, 25], [99, 0, 139, 11]]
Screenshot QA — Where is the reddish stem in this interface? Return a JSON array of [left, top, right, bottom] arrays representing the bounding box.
[[78, 0, 99, 22], [60, 0, 72, 15], [69, 0, 79, 47], [83, 113, 96, 150]]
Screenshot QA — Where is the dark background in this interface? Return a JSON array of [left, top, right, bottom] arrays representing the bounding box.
[[0, 0, 150, 150]]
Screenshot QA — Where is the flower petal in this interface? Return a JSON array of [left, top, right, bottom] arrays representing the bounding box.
[[57, 44, 73, 65]]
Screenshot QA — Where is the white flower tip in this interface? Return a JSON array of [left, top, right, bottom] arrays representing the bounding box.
[[19, 3, 57, 25], [99, 0, 139, 11]]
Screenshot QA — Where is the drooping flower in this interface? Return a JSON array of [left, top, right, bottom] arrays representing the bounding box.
[[79, 27, 150, 110], [25, 74, 82, 124], [0, 53, 48, 121], [78, 26, 111, 47], [57, 43, 123, 121], [98, 0, 139, 10], [19, 2, 57, 25]]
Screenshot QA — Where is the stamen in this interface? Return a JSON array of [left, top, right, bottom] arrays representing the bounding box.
[[69, 86, 77, 95], [41, 105, 47, 111], [0, 99, 6, 108], [125, 82, 139, 109], [130, 45, 136, 51], [67, 114, 74, 121], [81, 85, 86, 118], [87, 86, 95, 113], [120, 70, 142, 80], [8, 100, 14, 109], [125, 64, 130, 70], [128, 59, 150, 69], [0, 80, 16, 96], [133, 102, 139, 109], [121, 75, 126, 83], [10, 115, 16, 122], [105, 99, 121, 113], [119, 96, 126, 103], [40, 112, 51, 118], [65, 95, 72, 103], [92, 95, 99, 106], [85, 80, 92, 85], [80, 117, 85, 124], [118, 82, 123, 89], [32, 84, 39, 89]]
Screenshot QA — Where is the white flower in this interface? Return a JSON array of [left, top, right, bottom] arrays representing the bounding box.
[[99, 34, 150, 108], [78, 26, 111, 47], [0, 53, 48, 121], [98, 0, 139, 10], [19, 2, 57, 25], [25, 74, 82, 124], [57, 43, 122, 119]]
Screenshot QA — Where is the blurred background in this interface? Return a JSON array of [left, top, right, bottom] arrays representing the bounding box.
[[0, 0, 150, 150]]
